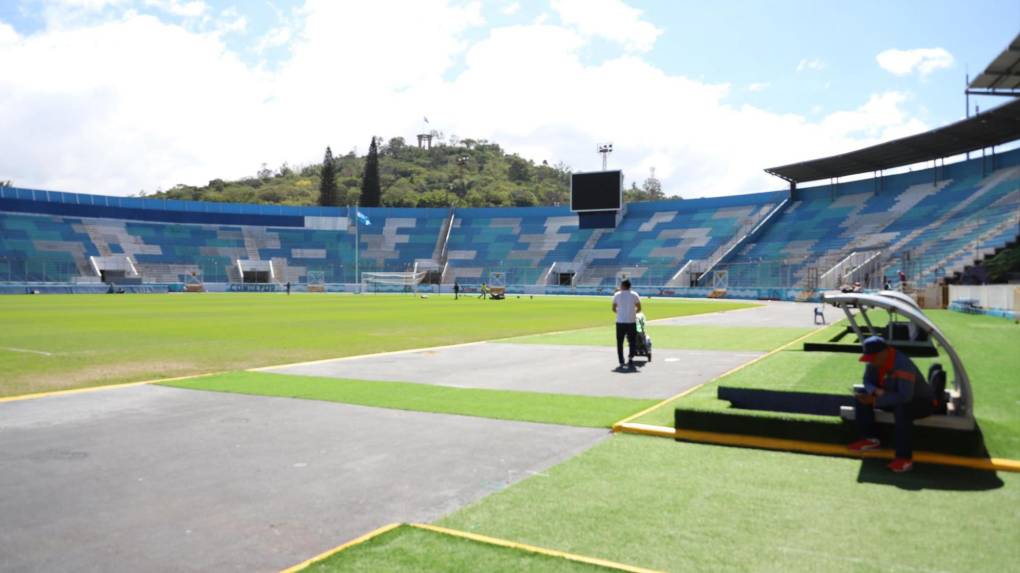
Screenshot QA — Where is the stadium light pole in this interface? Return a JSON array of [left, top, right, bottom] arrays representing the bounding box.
[[457, 155, 469, 198], [598, 143, 613, 170]]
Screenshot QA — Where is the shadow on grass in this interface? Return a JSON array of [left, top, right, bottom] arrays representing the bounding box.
[[856, 459, 1004, 491]]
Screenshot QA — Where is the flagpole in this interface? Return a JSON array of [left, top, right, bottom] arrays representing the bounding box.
[[354, 202, 360, 292]]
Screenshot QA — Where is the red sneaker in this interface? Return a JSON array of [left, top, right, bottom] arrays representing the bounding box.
[[848, 438, 881, 452], [887, 458, 913, 473]]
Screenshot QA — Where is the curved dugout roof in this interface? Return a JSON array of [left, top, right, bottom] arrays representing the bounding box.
[[823, 292, 974, 427], [764, 97, 1020, 184]]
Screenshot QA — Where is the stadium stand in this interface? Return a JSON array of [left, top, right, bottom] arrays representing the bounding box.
[[443, 206, 591, 285], [723, 148, 1020, 290], [576, 192, 785, 287], [1, 146, 1017, 296]]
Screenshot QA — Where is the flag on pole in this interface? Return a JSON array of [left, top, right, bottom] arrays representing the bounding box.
[[357, 210, 371, 226]]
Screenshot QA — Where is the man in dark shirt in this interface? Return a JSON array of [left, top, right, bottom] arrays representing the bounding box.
[[847, 336, 934, 472]]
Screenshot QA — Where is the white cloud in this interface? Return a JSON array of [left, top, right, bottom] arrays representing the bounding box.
[[213, 7, 247, 35], [796, 58, 825, 72], [876, 47, 953, 77], [500, 2, 521, 16], [0, 2, 931, 199], [144, 0, 208, 18], [0, 22, 20, 46], [47, 0, 129, 10], [256, 26, 292, 53], [747, 82, 769, 93], [551, 0, 661, 53]]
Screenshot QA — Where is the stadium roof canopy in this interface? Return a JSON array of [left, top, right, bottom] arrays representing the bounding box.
[[764, 97, 1020, 184], [968, 32, 1020, 95]]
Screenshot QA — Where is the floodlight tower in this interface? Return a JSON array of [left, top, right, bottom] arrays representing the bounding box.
[[598, 143, 613, 170]]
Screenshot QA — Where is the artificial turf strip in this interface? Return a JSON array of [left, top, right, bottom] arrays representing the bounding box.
[[165, 371, 660, 428], [0, 294, 753, 398], [301, 524, 615, 573], [439, 434, 1020, 573], [507, 325, 815, 352]]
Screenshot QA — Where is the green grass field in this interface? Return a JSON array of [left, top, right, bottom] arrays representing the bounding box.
[[439, 435, 1020, 573], [167, 371, 658, 428], [304, 525, 612, 572], [0, 294, 753, 397]]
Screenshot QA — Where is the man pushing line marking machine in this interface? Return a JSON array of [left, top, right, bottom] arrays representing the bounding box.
[[612, 279, 651, 370]]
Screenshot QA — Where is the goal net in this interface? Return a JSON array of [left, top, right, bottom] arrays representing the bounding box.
[[306, 270, 326, 293], [184, 270, 205, 293], [361, 270, 429, 294]]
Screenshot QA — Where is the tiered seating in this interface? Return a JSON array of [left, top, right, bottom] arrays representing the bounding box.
[[0, 213, 97, 281], [444, 207, 592, 285], [354, 207, 447, 276], [0, 212, 362, 283], [726, 155, 1020, 288], [577, 194, 782, 286]]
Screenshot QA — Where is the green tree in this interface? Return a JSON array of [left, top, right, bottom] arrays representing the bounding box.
[[642, 169, 665, 200], [318, 146, 338, 207], [507, 155, 531, 183], [510, 188, 537, 206], [361, 137, 382, 207], [417, 190, 450, 207], [382, 180, 418, 207]]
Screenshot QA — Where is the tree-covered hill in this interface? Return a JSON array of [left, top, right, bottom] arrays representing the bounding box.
[[147, 136, 665, 208]]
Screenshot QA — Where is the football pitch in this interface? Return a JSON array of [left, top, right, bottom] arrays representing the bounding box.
[[1, 293, 1018, 572], [0, 293, 752, 398]]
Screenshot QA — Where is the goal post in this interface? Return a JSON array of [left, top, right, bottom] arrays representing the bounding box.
[[306, 270, 326, 293], [361, 270, 429, 294]]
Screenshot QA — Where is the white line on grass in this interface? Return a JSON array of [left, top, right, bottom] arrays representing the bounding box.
[[1, 347, 54, 356]]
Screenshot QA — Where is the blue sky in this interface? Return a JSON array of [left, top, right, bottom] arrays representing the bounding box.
[[0, 1, 1017, 197]]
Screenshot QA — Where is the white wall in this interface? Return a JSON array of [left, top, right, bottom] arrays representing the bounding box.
[[949, 284, 1020, 310]]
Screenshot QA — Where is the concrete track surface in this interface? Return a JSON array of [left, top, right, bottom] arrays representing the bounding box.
[[0, 300, 815, 572], [0, 386, 604, 572]]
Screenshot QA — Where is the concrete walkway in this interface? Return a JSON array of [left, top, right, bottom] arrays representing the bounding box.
[[266, 342, 762, 400], [0, 385, 604, 573], [654, 300, 831, 328]]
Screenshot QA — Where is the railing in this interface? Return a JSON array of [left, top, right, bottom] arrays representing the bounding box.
[[697, 197, 790, 285], [818, 250, 882, 290]]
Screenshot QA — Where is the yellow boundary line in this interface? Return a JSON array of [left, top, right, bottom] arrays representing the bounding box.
[[0, 372, 217, 405], [278, 522, 401, 573], [612, 323, 831, 430], [409, 524, 664, 573], [614, 422, 1020, 473], [278, 522, 664, 573]]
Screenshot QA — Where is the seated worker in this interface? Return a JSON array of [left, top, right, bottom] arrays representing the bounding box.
[[848, 336, 934, 473]]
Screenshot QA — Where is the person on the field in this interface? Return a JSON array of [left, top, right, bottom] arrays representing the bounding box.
[[847, 336, 934, 473], [612, 279, 642, 369], [285, 281, 291, 295], [453, 280, 460, 300], [478, 282, 488, 299]]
